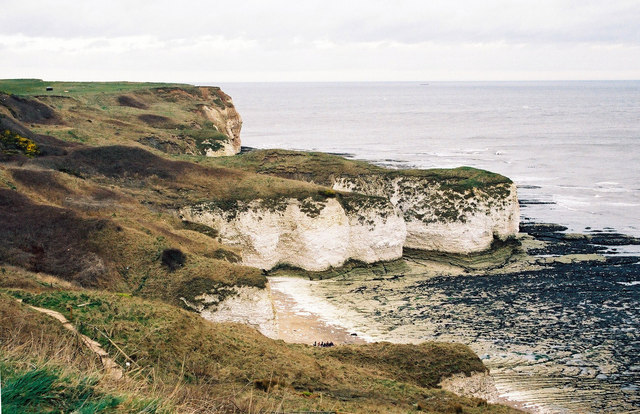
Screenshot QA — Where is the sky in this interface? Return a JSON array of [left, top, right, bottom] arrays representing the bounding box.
[[1, 0, 639, 82]]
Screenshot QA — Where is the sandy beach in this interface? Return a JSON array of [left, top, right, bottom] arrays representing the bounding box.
[[270, 276, 365, 345]]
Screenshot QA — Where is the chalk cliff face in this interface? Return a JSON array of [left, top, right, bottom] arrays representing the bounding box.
[[333, 176, 520, 254], [199, 88, 243, 156], [195, 286, 277, 338], [180, 196, 406, 271], [180, 174, 518, 271]]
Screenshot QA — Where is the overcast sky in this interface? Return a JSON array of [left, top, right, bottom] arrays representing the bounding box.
[[1, 0, 639, 82]]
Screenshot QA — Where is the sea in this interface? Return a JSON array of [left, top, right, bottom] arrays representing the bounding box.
[[212, 81, 640, 413]]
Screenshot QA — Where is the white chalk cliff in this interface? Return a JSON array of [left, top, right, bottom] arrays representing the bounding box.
[[179, 284, 277, 337], [180, 196, 406, 271], [180, 172, 518, 271], [332, 175, 520, 254], [200, 286, 277, 338]]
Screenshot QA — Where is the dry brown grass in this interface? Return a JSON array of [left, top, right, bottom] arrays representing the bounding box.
[[0, 188, 120, 287], [1, 152, 267, 300], [2, 284, 521, 414], [0, 293, 178, 413], [0, 93, 63, 125], [117, 95, 149, 109], [0, 265, 78, 292], [0, 292, 100, 373]]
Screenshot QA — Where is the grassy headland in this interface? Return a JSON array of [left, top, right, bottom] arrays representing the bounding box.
[[0, 78, 189, 96], [0, 78, 235, 155], [206, 148, 512, 193]]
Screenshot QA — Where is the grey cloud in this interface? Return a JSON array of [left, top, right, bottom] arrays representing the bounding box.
[[1, 0, 639, 81], [2, 0, 639, 45]]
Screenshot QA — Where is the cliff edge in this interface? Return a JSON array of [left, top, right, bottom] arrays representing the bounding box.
[[198, 149, 520, 270], [0, 79, 242, 156]]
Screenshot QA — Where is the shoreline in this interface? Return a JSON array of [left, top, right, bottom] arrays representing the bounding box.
[[266, 225, 640, 413], [268, 275, 541, 413]]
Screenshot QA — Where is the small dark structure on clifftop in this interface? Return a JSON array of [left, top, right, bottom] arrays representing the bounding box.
[[46, 86, 53, 91]]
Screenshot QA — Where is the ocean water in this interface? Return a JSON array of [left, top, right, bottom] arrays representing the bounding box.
[[211, 81, 640, 412], [217, 81, 640, 241]]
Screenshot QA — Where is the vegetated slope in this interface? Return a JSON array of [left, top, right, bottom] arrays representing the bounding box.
[[0, 81, 521, 412], [207, 148, 512, 192], [0, 153, 268, 298], [0, 290, 166, 413], [0, 88, 328, 299], [0, 79, 242, 156], [0, 272, 518, 414]]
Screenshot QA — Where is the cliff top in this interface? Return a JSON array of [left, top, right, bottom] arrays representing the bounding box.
[[0, 78, 191, 95], [209, 148, 513, 191], [0, 80, 239, 156]]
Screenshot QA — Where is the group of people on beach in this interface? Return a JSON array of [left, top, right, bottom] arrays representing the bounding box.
[[313, 341, 335, 347]]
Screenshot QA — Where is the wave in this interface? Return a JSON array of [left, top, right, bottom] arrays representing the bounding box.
[[617, 281, 640, 286]]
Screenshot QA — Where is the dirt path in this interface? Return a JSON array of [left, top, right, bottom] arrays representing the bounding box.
[[24, 302, 123, 380]]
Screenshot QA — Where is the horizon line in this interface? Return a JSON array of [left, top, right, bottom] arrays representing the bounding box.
[[3, 77, 640, 84]]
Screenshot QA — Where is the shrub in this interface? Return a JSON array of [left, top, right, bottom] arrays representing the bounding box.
[[0, 129, 40, 157], [318, 188, 337, 198], [161, 248, 186, 271]]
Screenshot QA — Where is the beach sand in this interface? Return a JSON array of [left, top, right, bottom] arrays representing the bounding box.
[[270, 278, 365, 345]]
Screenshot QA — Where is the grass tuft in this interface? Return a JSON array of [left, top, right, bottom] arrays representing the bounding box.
[[1, 367, 122, 414]]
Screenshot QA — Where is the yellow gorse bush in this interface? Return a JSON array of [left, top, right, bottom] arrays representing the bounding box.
[[1, 129, 40, 157]]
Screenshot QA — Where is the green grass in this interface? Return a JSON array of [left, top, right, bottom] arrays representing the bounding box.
[[0, 79, 240, 160], [0, 366, 122, 414], [0, 79, 188, 96], [0, 292, 172, 413]]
